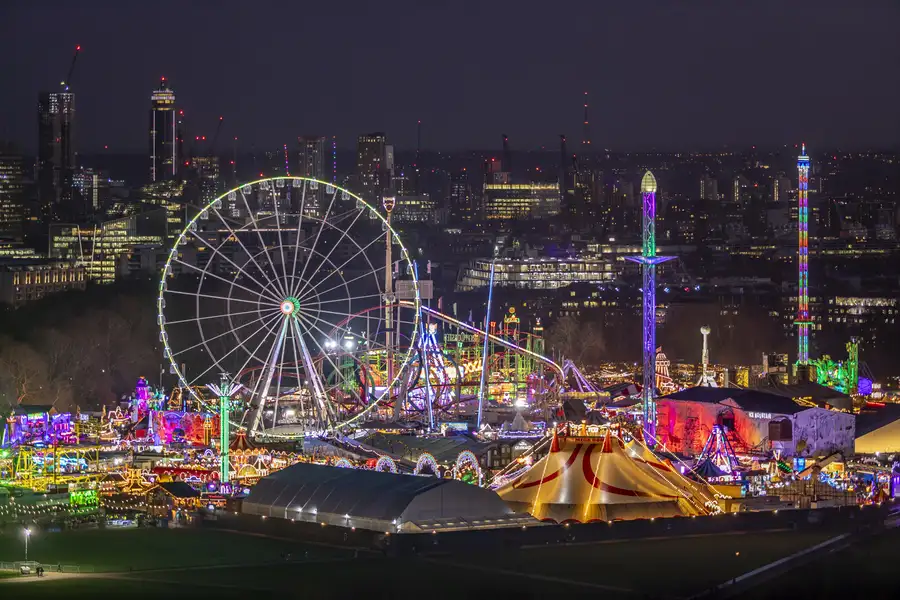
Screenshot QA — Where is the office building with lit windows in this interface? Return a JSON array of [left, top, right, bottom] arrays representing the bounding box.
[[49, 210, 167, 284], [297, 135, 326, 216], [0, 148, 26, 240], [457, 256, 617, 291], [483, 183, 560, 220], [356, 133, 386, 204], [190, 156, 221, 208], [37, 91, 76, 221], [150, 78, 178, 182], [72, 168, 110, 214]]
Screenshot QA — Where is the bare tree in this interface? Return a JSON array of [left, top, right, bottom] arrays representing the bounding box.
[[546, 315, 607, 367]]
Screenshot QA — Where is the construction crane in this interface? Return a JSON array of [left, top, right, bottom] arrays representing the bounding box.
[[60, 45, 81, 91], [209, 116, 224, 157]]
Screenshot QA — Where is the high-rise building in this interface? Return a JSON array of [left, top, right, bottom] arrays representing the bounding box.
[[773, 176, 792, 203], [191, 156, 221, 210], [37, 91, 76, 221], [356, 133, 386, 205], [297, 135, 326, 216], [449, 170, 474, 223], [150, 77, 178, 182], [0, 147, 26, 241], [72, 168, 110, 215], [297, 136, 326, 181], [700, 175, 718, 202]]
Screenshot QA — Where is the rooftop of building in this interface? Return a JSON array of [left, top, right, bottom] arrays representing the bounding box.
[[659, 387, 809, 416]]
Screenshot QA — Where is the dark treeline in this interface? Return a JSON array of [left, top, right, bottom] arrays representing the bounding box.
[[0, 280, 160, 413]]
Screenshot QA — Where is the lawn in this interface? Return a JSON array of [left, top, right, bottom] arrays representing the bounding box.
[[448, 530, 840, 596], [0, 527, 350, 572], [738, 528, 900, 599]]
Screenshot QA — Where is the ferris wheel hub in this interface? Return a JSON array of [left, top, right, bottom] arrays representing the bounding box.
[[280, 297, 300, 316]]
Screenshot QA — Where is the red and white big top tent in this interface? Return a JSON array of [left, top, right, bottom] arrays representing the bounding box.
[[497, 426, 719, 522]]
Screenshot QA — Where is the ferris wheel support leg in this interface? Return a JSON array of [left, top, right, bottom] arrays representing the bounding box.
[[250, 319, 290, 438], [292, 319, 335, 432]]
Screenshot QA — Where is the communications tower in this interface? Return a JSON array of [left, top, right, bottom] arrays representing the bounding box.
[[626, 172, 674, 441], [796, 144, 811, 364]]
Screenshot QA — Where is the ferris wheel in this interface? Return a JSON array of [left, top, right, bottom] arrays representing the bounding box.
[[157, 177, 420, 439]]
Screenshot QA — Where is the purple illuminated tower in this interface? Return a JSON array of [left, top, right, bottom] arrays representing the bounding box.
[[796, 144, 811, 364], [626, 172, 674, 442]]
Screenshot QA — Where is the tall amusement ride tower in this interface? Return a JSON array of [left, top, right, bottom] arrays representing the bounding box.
[[627, 172, 674, 441], [796, 144, 811, 364]]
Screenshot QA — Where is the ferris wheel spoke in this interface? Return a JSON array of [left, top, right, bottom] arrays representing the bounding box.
[[164, 308, 263, 326], [292, 206, 365, 298], [269, 184, 291, 296], [186, 227, 275, 297], [229, 314, 291, 393], [293, 312, 365, 408], [288, 180, 308, 292], [173, 257, 281, 305], [165, 288, 277, 308], [239, 187, 290, 298], [306, 292, 386, 307], [210, 203, 289, 299], [299, 261, 386, 305], [294, 207, 381, 301], [170, 311, 275, 358], [294, 188, 340, 296], [187, 312, 283, 388], [297, 236, 386, 303]]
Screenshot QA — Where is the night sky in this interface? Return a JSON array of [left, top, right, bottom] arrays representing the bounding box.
[[2, 0, 898, 152]]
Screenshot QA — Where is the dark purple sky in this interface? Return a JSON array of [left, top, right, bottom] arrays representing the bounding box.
[[2, 0, 898, 152]]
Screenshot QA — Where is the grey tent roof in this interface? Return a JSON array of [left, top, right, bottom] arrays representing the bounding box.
[[856, 403, 900, 438], [358, 432, 493, 464], [244, 462, 507, 523]]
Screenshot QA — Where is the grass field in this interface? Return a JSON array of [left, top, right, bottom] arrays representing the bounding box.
[[0, 527, 350, 571], [0, 526, 854, 599], [738, 528, 900, 599], [451, 530, 839, 596]]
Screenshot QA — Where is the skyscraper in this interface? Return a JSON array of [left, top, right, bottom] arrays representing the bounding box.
[[297, 135, 326, 216], [356, 133, 386, 205], [449, 169, 473, 223], [0, 146, 26, 241], [37, 91, 76, 221], [150, 77, 177, 182]]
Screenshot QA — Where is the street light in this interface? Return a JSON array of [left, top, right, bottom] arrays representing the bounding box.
[[23, 528, 31, 562]]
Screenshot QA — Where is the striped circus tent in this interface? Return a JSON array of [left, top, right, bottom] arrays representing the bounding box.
[[497, 428, 713, 522]]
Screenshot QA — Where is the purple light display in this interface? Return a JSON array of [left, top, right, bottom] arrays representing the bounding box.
[[626, 172, 674, 443]]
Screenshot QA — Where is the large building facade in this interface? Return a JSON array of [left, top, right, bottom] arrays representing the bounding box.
[[0, 148, 26, 240], [297, 135, 326, 217], [149, 78, 178, 182], [37, 91, 76, 221], [356, 133, 386, 205], [483, 183, 560, 220]]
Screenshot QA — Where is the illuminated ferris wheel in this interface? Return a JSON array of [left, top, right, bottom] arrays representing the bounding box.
[[157, 176, 420, 438]]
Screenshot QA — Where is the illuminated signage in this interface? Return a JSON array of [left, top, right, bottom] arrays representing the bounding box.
[[444, 334, 475, 343], [747, 412, 772, 420]]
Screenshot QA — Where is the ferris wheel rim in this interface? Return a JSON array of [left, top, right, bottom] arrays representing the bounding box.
[[157, 176, 421, 438]]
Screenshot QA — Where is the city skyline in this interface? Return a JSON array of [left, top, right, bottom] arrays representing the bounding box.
[[1, 1, 898, 153]]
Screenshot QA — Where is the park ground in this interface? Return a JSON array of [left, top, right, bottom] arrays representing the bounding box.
[[0, 525, 896, 599]]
